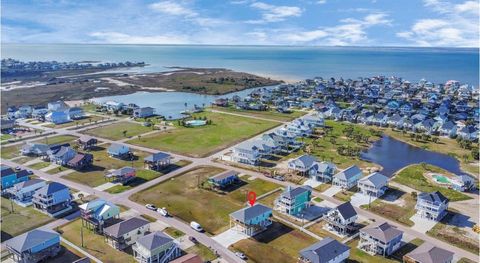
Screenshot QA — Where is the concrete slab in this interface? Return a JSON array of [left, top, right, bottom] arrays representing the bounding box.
[[212, 229, 249, 248], [93, 182, 121, 191], [322, 186, 342, 197], [410, 214, 438, 233], [303, 179, 322, 188], [350, 193, 377, 207]]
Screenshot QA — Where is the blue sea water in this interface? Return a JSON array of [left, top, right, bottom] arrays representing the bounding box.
[[2, 44, 479, 85]]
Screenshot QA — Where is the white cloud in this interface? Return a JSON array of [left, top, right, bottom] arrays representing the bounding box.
[[90, 32, 189, 44], [247, 2, 302, 23], [317, 0, 327, 4], [148, 1, 197, 17], [396, 0, 479, 47]]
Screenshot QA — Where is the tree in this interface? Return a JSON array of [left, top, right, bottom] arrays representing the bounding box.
[[122, 130, 127, 137], [471, 146, 479, 160]]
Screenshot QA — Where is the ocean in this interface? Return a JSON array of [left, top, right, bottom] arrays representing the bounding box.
[[2, 44, 479, 85]]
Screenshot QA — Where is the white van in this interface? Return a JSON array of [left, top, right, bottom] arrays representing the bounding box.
[[190, 221, 203, 232]]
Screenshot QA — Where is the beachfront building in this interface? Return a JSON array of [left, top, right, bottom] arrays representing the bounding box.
[[332, 165, 363, 189], [358, 222, 403, 257], [32, 182, 72, 217], [288, 155, 318, 176], [107, 144, 131, 159], [80, 199, 120, 233], [7, 179, 47, 207], [133, 232, 181, 263], [298, 237, 350, 263], [229, 204, 273, 236], [415, 191, 449, 221], [105, 167, 136, 184], [5, 228, 61, 263], [274, 186, 312, 216], [1, 166, 30, 191], [232, 141, 262, 165], [104, 217, 150, 250], [143, 152, 171, 171], [403, 242, 454, 263], [77, 136, 98, 150], [357, 172, 389, 197], [208, 170, 239, 189], [133, 107, 155, 118], [325, 202, 358, 236]]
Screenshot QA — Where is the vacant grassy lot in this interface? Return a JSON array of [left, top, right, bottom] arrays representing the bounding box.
[[393, 164, 471, 201], [62, 145, 150, 187], [0, 135, 78, 159], [59, 219, 135, 263], [28, 161, 51, 170], [333, 186, 358, 202], [83, 121, 153, 140], [230, 221, 317, 263], [130, 166, 280, 235], [128, 111, 279, 157], [362, 188, 416, 226], [164, 227, 185, 239], [185, 243, 217, 261], [1, 197, 53, 242], [427, 212, 479, 254], [48, 242, 86, 263], [211, 106, 306, 122], [44, 115, 106, 129]]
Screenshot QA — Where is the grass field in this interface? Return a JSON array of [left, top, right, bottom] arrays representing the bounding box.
[[393, 164, 471, 201], [130, 166, 280, 235], [1, 197, 53, 242], [164, 227, 185, 239], [83, 121, 153, 140], [345, 238, 424, 263], [211, 106, 306, 122], [44, 115, 106, 129], [333, 186, 358, 202], [128, 111, 279, 157], [62, 145, 151, 187], [59, 219, 135, 263], [230, 221, 317, 263], [28, 161, 51, 170], [0, 135, 78, 159], [185, 243, 218, 262]]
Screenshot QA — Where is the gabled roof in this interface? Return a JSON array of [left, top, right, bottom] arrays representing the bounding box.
[[35, 182, 68, 195], [299, 237, 350, 263], [210, 170, 239, 181], [418, 191, 448, 204], [107, 143, 129, 153], [144, 152, 171, 162], [68, 153, 93, 165], [361, 222, 403, 243], [13, 179, 45, 189], [230, 204, 272, 223], [281, 186, 312, 199], [359, 172, 389, 188], [291, 155, 317, 168], [6, 229, 59, 253], [317, 162, 335, 173], [334, 165, 362, 180], [136, 231, 173, 251], [335, 201, 357, 220], [1, 166, 15, 177], [104, 217, 149, 238], [405, 243, 454, 263], [78, 135, 96, 144], [110, 167, 135, 176]]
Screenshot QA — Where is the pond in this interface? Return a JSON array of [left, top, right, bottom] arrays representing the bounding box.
[[360, 136, 472, 177]]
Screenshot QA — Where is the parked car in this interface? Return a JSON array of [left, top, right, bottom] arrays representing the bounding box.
[[235, 252, 247, 260], [190, 221, 203, 232], [145, 204, 157, 211], [157, 207, 168, 217], [188, 236, 198, 244]]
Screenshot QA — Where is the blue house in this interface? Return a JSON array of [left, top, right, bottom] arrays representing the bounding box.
[[208, 170, 239, 189], [107, 144, 131, 159], [1, 166, 30, 191], [5, 228, 61, 263], [45, 111, 70, 124], [32, 182, 72, 217], [230, 204, 272, 236], [47, 146, 76, 165]]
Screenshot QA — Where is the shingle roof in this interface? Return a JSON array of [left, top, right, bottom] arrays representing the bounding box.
[[334, 165, 362, 180], [361, 222, 403, 243], [281, 186, 312, 199], [136, 231, 173, 250], [1, 166, 15, 177], [359, 172, 389, 187], [210, 170, 239, 181], [104, 217, 149, 238], [299, 237, 350, 263], [404, 243, 454, 263], [292, 155, 317, 168], [6, 229, 59, 253], [418, 191, 448, 204], [144, 152, 171, 162], [35, 182, 68, 195], [335, 201, 357, 220], [14, 179, 44, 188], [230, 204, 272, 223], [111, 167, 135, 176]]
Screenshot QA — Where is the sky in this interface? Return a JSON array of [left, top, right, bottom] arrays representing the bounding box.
[[1, 0, 479, 47]]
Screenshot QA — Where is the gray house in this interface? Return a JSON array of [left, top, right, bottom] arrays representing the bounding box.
[[104, 217, 150, 250], [5, 228, 61, 263], [357, 172, 389, 197], [288, 155, 318, 176], [358, 222, 403, 256], [133, 231, 181, 263], [298, 237, 350, 263], [403, 242, 454, 263], [332, 165, 363, 189], [415, 191, 449, 221], [325, 201, 358, 235]]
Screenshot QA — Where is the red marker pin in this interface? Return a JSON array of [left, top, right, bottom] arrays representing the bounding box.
[[247, 191, 257, 206]]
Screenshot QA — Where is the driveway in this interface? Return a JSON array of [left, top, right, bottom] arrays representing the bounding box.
[[350, 193, 377, 207], [322, 186, 342, 197], [410, 214, 438, 234], [212, 229, 249, 248], [303, 179, 322, 188]]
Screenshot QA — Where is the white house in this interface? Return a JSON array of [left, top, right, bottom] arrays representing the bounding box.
[[415, 191, 449, 221], [325, 201, 358, 235], [358, 222, 403, 257], [288, 155, 318, 176], [357, 172, 389, 197], [298, 237, 350, 263], [7, 179, 47, 206], [133, 231, 181, 263], [232, 141, 262, 165], [332, 165, 363, 189]]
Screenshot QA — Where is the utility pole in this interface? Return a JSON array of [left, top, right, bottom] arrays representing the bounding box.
[[81, 225, 84, 247], [10, 198, 14, 213]]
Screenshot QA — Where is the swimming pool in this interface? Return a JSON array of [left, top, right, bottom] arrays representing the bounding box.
[[434, 175, 450, 184], [185, 120, 207, 126]]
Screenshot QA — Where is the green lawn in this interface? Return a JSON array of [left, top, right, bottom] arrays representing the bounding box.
[[345, 238, 424, 263], [211, 106, 306, 122], [1, 135, 78, 159], [164, 227, 185, 239], [230, 221, 317, 263], [314, 183, 332, 192], [185, 243, 217, 262], [128, 111, 279, 157], [28, 161, 51, 170], [361, 188, 416, 226], [333, 186, 358, 202], [83, 121, 153, 140], [62, 145, 151, 187], [130, 166, 280, 235], [1, 197, 53, 242], [58, 219, 135, 263], [393, 164, 472, 201], [44, 115, 106, 129]]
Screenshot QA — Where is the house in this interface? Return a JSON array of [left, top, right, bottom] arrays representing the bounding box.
[[298, 237, 350, 263], [105, 167, 136, 184], [230, 204, 273, 236], [14, 106, 33, 119], [1, 166, 30, 190], [5, 228, 61, 263], [80, 199, 120, 233], [212, 98, 229, 107], [325, 201, 358, 235], [20, 143, 50, 157], [358, 222, 403, 256], [32, 106, 48, 119], [104, 217, 150, 250], [314, 162, 336, 183], [415, 191, 449, 221], [67, 153, 93, 170], [144, 152, 171, 171], [1, 118, 16, 131], [274, 186, 312, 216], [77, 136, 98, 150], [47, 146, 76, 165], [7, 179, 47, 206], [332, 165, 363, 189], [302, 114, 325, 127], [133, 231, 181, 263], [32, 182, 72, 217], [134, 107, 155, 118], [357, 172, 389, 197], [48, 101, 68, 111], [107, 144, 131, 159], [288, 155, 318, 176], [438, 121, 457, 137], [65, 107, 85, 119], [403, 242, 454, 263], [457, 126, 478, 141], [208, 170, 239, 189], [45, 111, 70, 124], [450, 174, 475, 192], [232, 141, 262, 165]]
